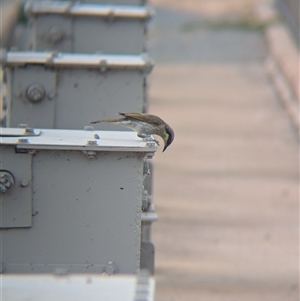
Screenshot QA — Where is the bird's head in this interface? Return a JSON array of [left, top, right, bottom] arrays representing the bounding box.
[[162, 124, 175, 152]]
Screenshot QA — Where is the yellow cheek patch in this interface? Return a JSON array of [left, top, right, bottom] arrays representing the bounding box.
[[164, 133, 169, 143]]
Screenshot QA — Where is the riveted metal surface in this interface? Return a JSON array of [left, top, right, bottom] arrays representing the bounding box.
[[0, 129, 156, 273], [3, 52, 154, 129], [7, 65, 57, 128], [25, 2, 153, 54]]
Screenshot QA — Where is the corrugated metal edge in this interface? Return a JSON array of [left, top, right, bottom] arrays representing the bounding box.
[[2, 52, 155, 72], [25, 1, 154, 20]]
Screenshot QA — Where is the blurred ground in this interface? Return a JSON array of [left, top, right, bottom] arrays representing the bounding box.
[[150, 0, 269, 18], [148, 0, 299, 300]]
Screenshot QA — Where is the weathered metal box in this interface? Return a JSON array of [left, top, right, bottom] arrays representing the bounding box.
[[0, 128, 156, 274], [25, 1, 154, 54], [2, 51, 154, 129]]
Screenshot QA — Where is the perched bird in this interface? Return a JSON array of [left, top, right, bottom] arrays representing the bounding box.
[[90, 112, 174, 152]]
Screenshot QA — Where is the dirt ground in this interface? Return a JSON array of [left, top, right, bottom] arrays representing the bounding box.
[[148, 0, 299, 300], [150, 0, 270, 18]]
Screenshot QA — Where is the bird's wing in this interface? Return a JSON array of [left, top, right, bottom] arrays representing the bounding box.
[[118, 112, 164, 126]]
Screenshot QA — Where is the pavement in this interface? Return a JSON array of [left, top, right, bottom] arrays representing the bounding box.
[[148, 1, 299, 300]]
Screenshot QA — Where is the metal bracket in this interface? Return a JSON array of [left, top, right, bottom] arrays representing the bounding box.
[[7, 65, 57, 128]]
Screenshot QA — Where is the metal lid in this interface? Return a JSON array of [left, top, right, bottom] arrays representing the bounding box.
[[1, 273, 155, 301], [25, 1, 154, 19], [0, 128, 157, 153], [1, 52, 154, 72]]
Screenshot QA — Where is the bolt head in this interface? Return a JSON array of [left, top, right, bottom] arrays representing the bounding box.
[[26, 83, 45, 103], [25, 128, 34, 134], [83, 126, 95, 131], [0, 171, 15, 194], [105, 262, 117, 275], [20, 179, 29, 187], [47, 26, 64, 44]]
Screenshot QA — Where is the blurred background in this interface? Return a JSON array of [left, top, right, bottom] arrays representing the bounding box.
[[147, 0, 299, 300], [0, 0, 298, 300]]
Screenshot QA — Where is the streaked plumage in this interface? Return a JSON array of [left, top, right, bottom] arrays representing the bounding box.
[[90, 112, 174, 152]]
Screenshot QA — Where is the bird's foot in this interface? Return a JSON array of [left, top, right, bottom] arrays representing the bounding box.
[[153, 139, 160, 146], [138, 134, 160, 146]]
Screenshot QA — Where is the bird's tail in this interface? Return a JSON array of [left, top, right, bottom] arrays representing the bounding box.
[[89, 118, 122, 124]]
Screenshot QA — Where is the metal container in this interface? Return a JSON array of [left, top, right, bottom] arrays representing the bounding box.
[[0, 127, 156, 274], [2, 51, 154, 129], [25, 1, 154, 54]]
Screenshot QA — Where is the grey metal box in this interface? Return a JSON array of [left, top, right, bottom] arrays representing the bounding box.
[[25, 1, 154, 54], [0, 128, 156, 274], [2, 51, 154, 129]]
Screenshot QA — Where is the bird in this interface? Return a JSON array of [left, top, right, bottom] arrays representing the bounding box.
[[90, 112, 174, 152]]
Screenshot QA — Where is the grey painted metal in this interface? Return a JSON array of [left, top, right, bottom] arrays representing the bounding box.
[[277, 0, 299, 43], [140, 203, 157, 274], [24, 1, 154, 54], [26, 1, 153, 18], [0, 127, 41, 137], [2, 51, 154, 129], [0, 147, 32, 228], [33, 0, 147, 6], [3, 51, 154, 70], [0, 128, 156, 274], [2, 273, 155, 301], [140, 241, 155, 275]]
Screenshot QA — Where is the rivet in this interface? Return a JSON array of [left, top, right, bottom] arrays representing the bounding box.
[[18, 138, 29, 143], [53, 267, 68, 276], [105, 262, 117, 275], [47, 91, 56, 99], [146, 142, 155, 147], [18, 124, 28, 128], [24, 127, 34, 134], [20, 179, 29, 187], [83, 126, 94, 131], [14, 92, 22, 98]]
